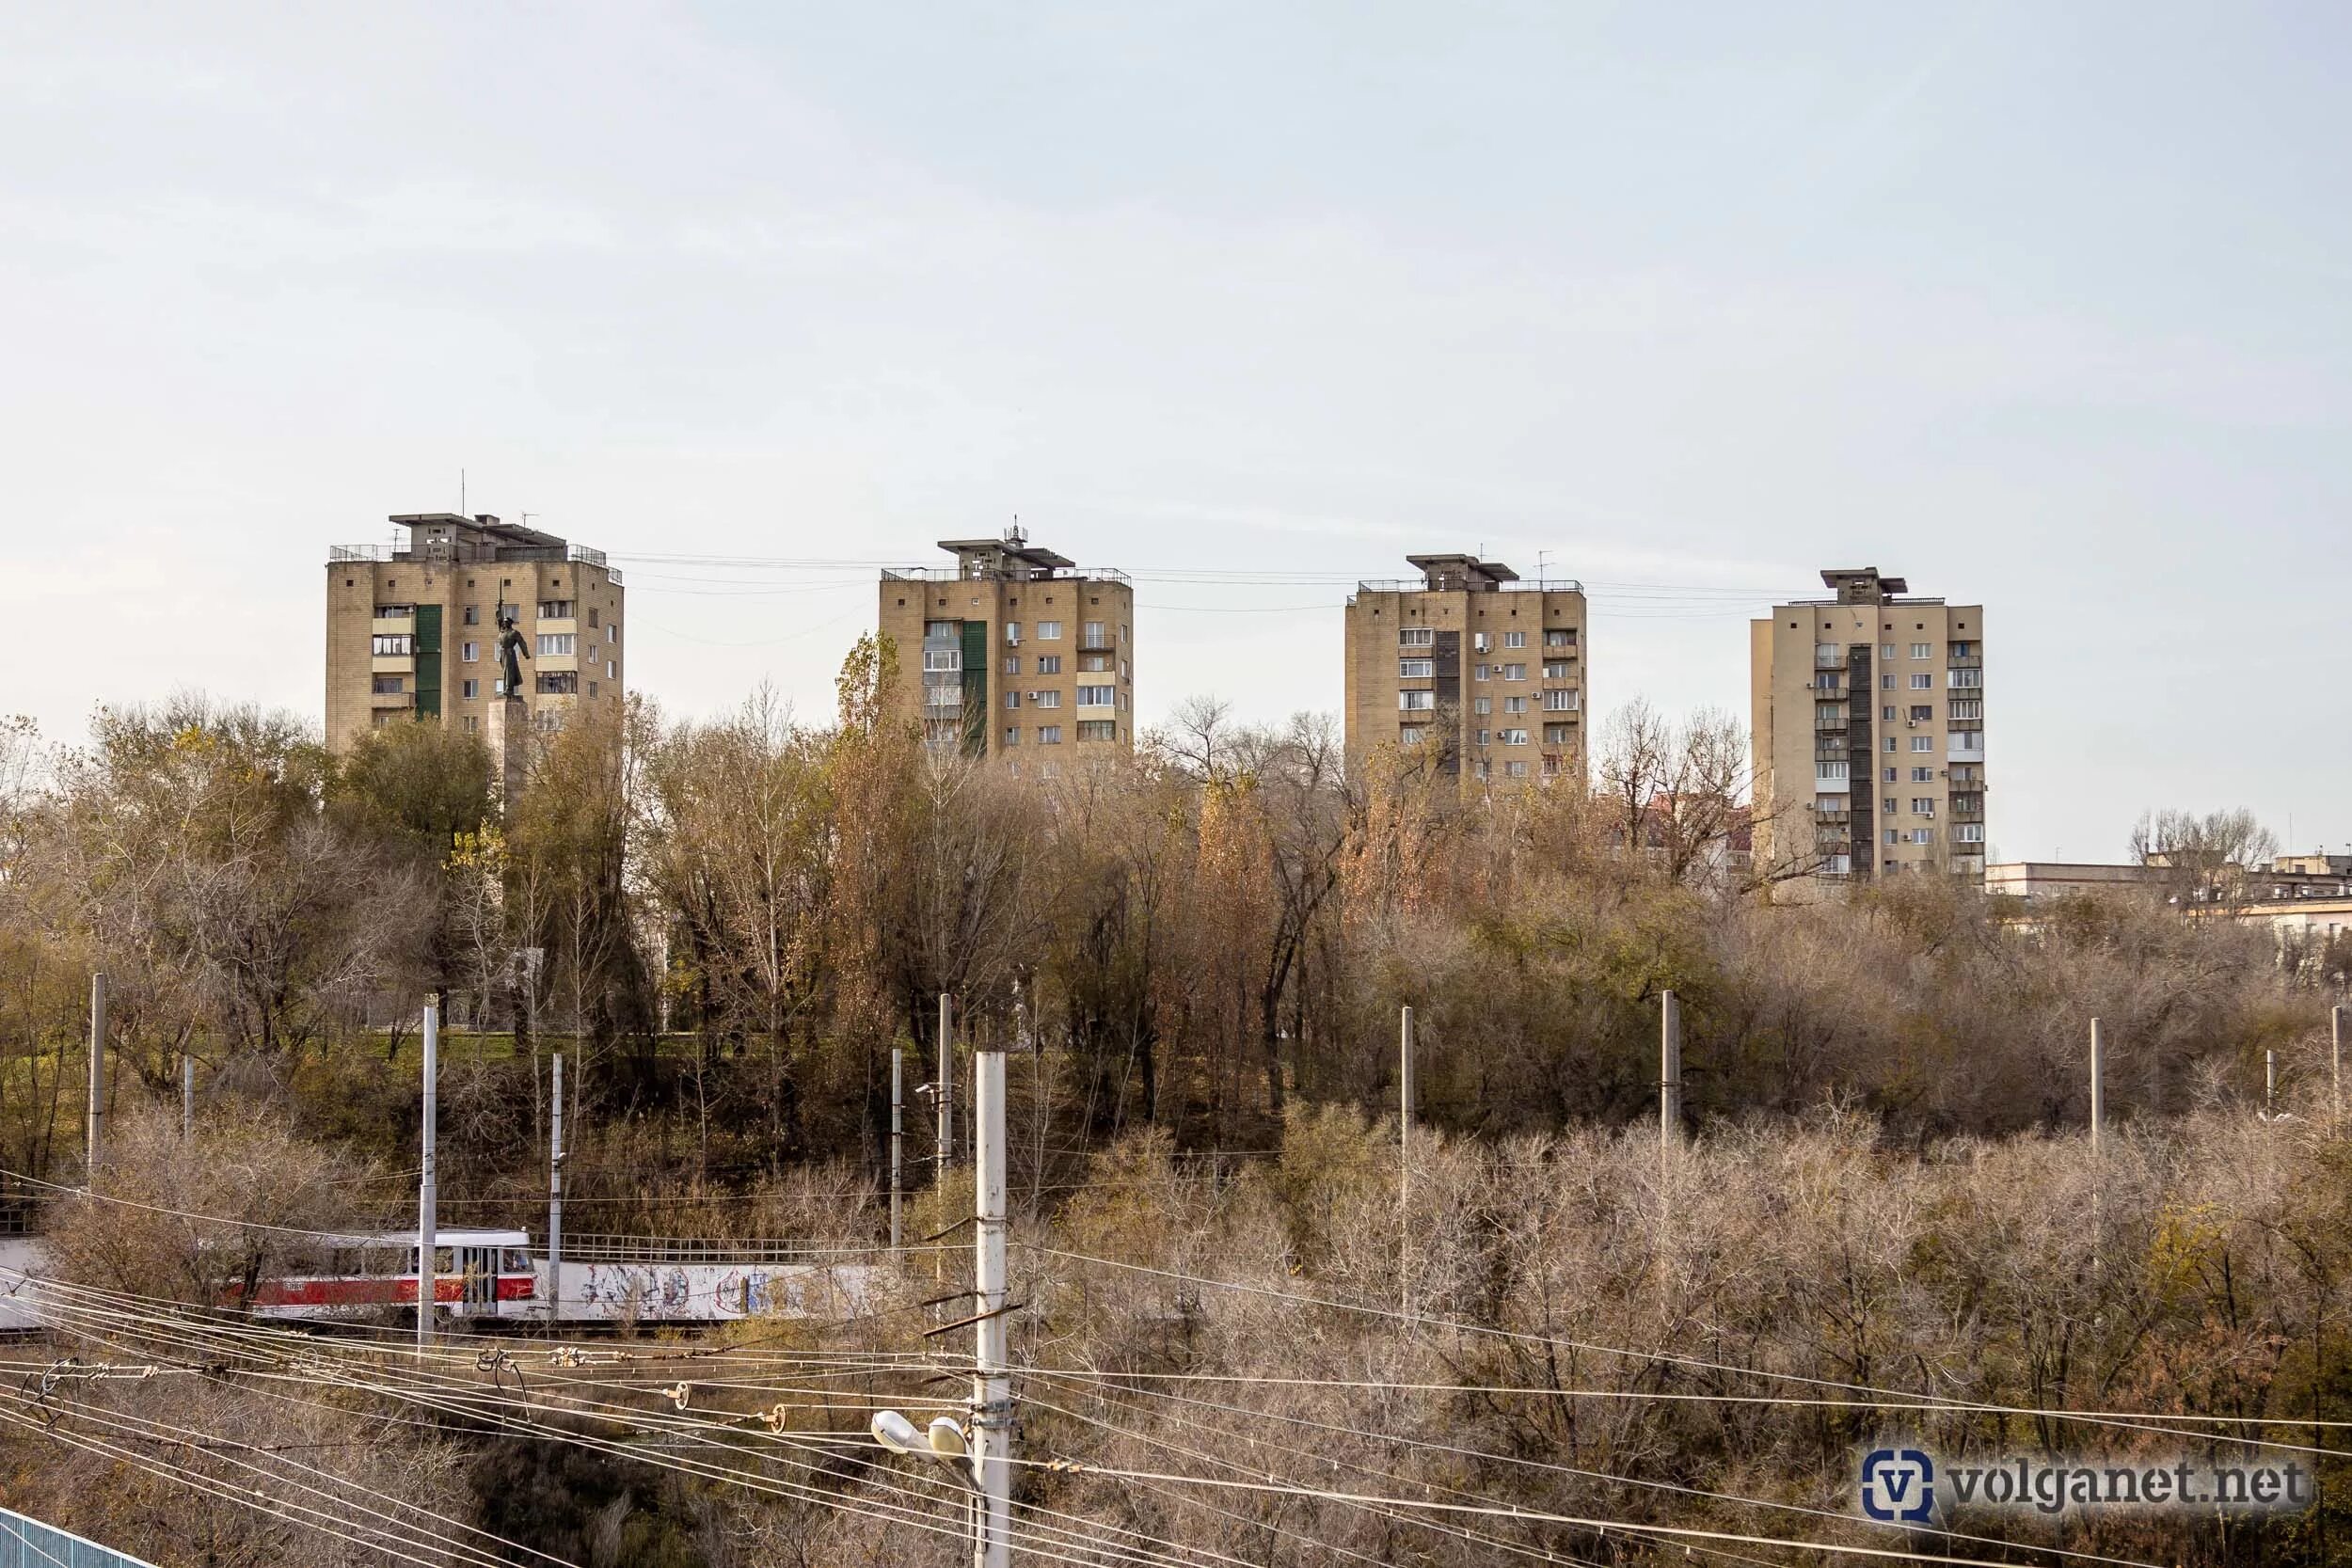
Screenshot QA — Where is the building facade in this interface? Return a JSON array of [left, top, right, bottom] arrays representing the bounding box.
[[878, 528, 1135, 772], [1751, 568, 1985, 883], [326, 514, 625, 752], [1343, 555, 1588, 788]]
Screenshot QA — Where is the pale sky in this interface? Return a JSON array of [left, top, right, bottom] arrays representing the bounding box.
[[4, 3, 2347, 861]]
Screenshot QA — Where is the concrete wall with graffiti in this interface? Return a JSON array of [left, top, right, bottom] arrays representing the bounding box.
[[543, 1259, 892, 1324]]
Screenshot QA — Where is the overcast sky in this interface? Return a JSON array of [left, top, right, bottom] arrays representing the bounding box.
[[3, 3, 2346, 860]]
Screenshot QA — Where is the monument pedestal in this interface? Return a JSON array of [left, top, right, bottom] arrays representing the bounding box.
[[485, 694, 529, 806]]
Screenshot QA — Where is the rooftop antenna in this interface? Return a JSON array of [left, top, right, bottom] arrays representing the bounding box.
[[1536, 548, 1553, 582], [1007, 514, 1025, 547]]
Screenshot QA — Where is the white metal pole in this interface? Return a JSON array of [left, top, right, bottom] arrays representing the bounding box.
[[2334, 1005, 2344, 1134], [2266, 1049, 2278, 1119], [548, 1053, 564, 1323], [937, 993, 955, 1171], [182, 1054, 194, 1140], [86, 973, 106, 1183], [1660, 989, 1683, 1162], [418, 1002, 439, 1354], [972, 1032, 1010, 1568], [1399, 1004, 1415, 1320], [890, 1047, 904, 1253], [2089, 1017, 2106, 1157]]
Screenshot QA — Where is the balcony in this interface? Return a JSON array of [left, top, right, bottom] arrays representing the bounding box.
[[1812, 808, 1851, 827], [369, 689, 411, 708], [1947, 655, 1981, 670], [1815, 650, 1845, 671]]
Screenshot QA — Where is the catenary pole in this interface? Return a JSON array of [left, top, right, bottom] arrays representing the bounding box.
[[972, 1019, 1011, 1568], [2266, 1049, 2279, 1119], [182, 1054, 194, 1140], [548, 1053, 564, 1323], [2089, 1017, 2106, 1156], [938, 993, 955, 1170], [418, 1002, 439, 1355], [890, 1046, 904, 1253], [1399, 1005, 1415, 1319], [1660, 989, 1683, 1164], [86, 973, 106, 1182], [2333, 1005, 2344, 1134]]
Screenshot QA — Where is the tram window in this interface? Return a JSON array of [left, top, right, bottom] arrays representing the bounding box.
[[433, 1247, 454, 1274], [501, 1249, 531, 1272]]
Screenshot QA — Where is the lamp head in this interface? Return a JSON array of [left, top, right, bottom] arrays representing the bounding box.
[[870, 1410, 924, 1456]]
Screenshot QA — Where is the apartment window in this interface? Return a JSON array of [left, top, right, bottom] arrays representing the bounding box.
[[1881, 643, 1897, 660], [1949, 668, 1982, 689], [371, 674, 404, 694], [1814, 795, 1845, 815], [1473, 759, 1490, 780], [588, 681, 598, 699], [1883, 768, 1899, 783], [1002, 657, 1021, 675], [1474, 729, 1490, 746], [1913, 826, 1936, 844], [1543, 689, 1579, 711], [609, 625, 618, 643], [1077, 685, 1114, 706], [1911, 736, 1931, 752], [1544, 723, 1573, 745], [536, 672, 578, 694], [1951, 764, 1981, 783], [1544, 628, 1575, 648], [1814, 673, 1843, 692], [1542, 659, 1571, 679], [1908, 673, 1931, 689], [588, 608, 599, 629], [1882, 705, 1897, 721], [1037, 725, 1062, 744], [1910, 642, 1931, 658], [1884, 829, 1899, 846], [1948, 698, 1982, 721], [375, 603, 415, 618], [1038, 620, 1063, 640], [371, 634, 412, 656], [461, 679, 479, 700], [1399, 690, 1435, 711], [1472, 632, 1490, 654], [1473, 664, 1492, 681], [1949, 641, 1976, 658], [1004, 727, 1020, 746], [1004, 622, 1021, 646], [1883, 736, 1897, 752], [1911, 767, 1932, 783], [538, 600, 574, 619], [1501, 728, 1529, 746], [1037, 656, 1061, 674], [1401, 627, 1435, 648], [1909, 705, 1933, 721], [1399, 658, 1435, 678], [1472, 697, 1492, 716], [1076, 721, 1117, 741], [462, 605, 479, 626], [924, 647, 962, 673], [536, 634, 575, 657], [607, 661, 615, 679], [1080, 621, 1107, 648], [1817, 761, 1850, 782], [461, 641, 479, 662], [1032, 690, 1061, 708], [1884, 797, 1898, 815], [462, 716, 478, 734], [1881, 673, 1895, 689], [1912, 798, 1934, 815], [1005, 691, 1021, 709], [1502, 760, 1529, 778], [1955, 823, 1985, 843], [1502, 696, 1528, 713], [1400, 726, 1426, 744], [1502, 663, 1527, 681], [1949, 731, 1983, 753], [1502, 630, 1526, 648]]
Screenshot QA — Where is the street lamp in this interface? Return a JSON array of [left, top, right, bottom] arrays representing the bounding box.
[[870, 1409, 975, 1486]]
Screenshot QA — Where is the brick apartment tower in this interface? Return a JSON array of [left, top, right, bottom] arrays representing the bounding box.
[[325, 514, 625, 756], [1750, 568, 1986, 884], [1343, 555, 1588, 789], [877, 527, 1135, 774]]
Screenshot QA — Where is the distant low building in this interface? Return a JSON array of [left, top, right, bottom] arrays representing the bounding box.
[[1983, 863, 2162, 902]]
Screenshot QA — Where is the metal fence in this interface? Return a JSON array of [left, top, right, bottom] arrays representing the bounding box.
[[0, 1508, 158, 1568]]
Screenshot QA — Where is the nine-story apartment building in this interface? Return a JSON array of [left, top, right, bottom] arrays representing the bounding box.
[[1750, 567, 1986, 884], [878, 527, 1135, 774], [1343, 554, 1588, 789], [325, 514, 624, 752]]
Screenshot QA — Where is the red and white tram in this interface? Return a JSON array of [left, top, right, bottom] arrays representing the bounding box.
[[245, 1228, 538, 1321]]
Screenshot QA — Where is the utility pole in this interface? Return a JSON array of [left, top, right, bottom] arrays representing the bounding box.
[[2089, 1017, 2106, 1157], [937, 993, 955, 1171], [182, 1055, 193, 1140], [1398, 1005, 1415, 1320], [890, 1046, 904, 1253], [2266, 1049, 2279, 1119], [1660, 990, 1683, 1165], [2333, 1005, 2344, 1135], [547, 1053, 564, 1324], [418, 1002, 439, 1355], [972, 1022, 1011, 1568], [85, 973, 106, 1182]]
